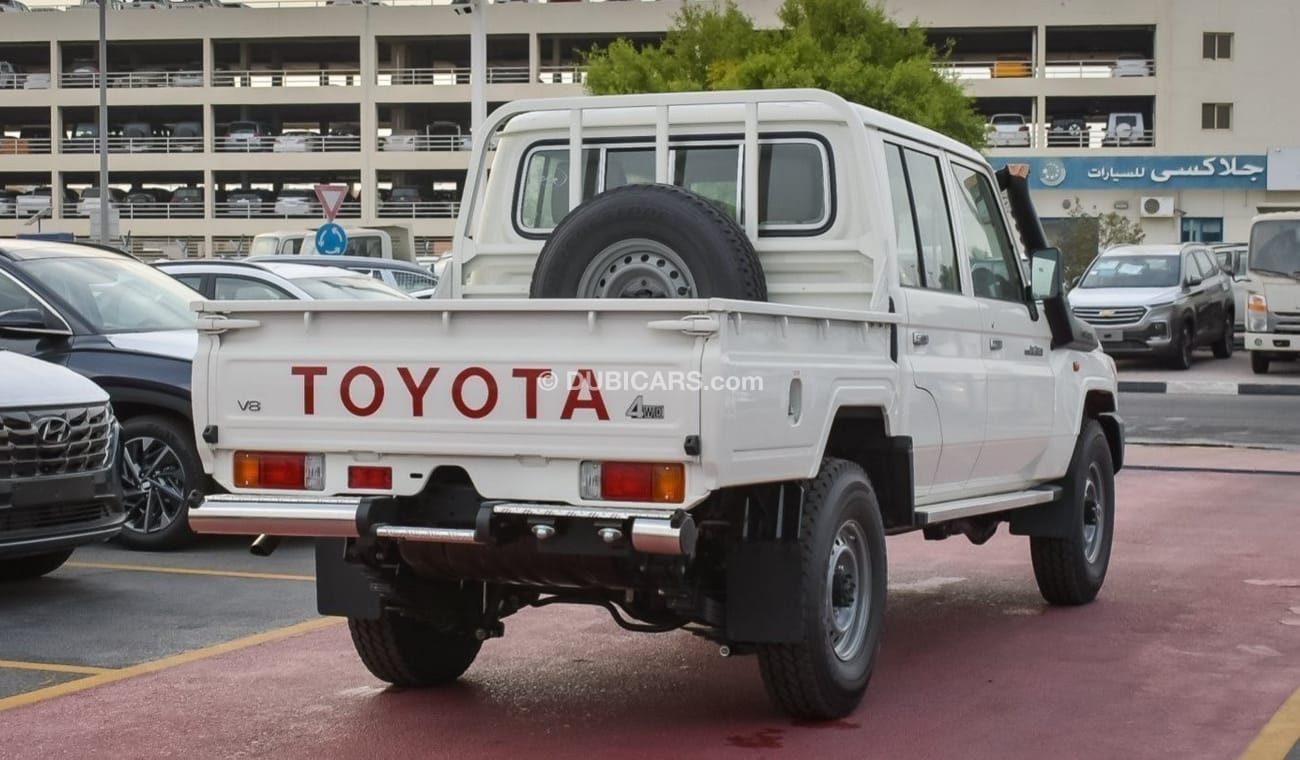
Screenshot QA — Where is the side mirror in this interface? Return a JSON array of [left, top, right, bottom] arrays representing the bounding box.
[[0, 308, 71, 338], [1029, 247, 1063, 301], [1185, 275, 1203, 288]]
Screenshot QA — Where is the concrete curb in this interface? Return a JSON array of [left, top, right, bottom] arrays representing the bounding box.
[[1118, 380, 1300, 396]]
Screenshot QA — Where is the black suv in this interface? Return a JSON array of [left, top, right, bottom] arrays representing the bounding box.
[[0, 239, 204, 549], [1, 350, 125, 580]]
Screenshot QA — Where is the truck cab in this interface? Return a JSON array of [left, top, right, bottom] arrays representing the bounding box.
[[1243, 211, 1300, 373]]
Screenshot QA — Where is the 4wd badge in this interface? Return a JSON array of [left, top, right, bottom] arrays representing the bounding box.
[[625, 395, 665, 420]]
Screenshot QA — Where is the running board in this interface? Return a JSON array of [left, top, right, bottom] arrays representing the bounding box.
[[913, 487, 1060, 527]]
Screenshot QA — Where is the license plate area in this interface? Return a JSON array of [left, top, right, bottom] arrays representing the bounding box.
[[10, 475, 97, 509], [1100, 330, 1123, 343]]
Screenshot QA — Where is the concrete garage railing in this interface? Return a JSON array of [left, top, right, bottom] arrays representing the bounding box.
[[935, 57, 1156, 80], [0, 137, 53, 155], [212, 68, 363, 88], [376, 134, 469, 151], [213, 200, 363, 219], [215, 135, 363, 153], [376, 201, 460, 219], [377, 64, 585, 86], [61, 136, 205, 154], [60, 70, 206, 88], [63, 202, 206, 220]]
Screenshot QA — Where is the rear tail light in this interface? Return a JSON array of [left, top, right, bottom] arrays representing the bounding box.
[[348, 465, 393, 490], [579, 461, 685, 503], [234, 451, 324, 490]]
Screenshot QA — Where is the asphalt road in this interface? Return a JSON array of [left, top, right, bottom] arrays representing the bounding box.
[[1121, 392, 1300, 449]]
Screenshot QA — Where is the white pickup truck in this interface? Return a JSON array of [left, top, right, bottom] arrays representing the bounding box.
[[188, 90, 1123, 720]]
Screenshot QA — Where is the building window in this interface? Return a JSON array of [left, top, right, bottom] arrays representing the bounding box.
[[1203, 32, 1233, 60], [1201, 103, 1232, 130], [1181, 217, 1224, 244]]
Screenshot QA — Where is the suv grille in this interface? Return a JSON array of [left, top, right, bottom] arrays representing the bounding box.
[[0, 503, 111, 532], [1072, 306, 1147, 326], [0, 404, 114, 480]]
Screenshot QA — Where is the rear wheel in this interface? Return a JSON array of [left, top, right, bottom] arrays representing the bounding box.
[[348, 584, 483, 687], [756, 459, 887, 720], [1031, 420, 1115, 606], [0, 550, 73, 581], [1212, 317, 1233, 359], [1251, 352, 1271, 375]]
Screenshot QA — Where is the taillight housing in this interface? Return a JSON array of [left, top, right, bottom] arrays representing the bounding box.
[[579, 461, 685, 503], [348, 465, 393, 490], [234, 451, 324, 490]]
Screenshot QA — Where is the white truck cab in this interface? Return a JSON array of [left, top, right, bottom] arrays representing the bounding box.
[[188, 90, 1121, 720], [1243, 211, 1300, 374]]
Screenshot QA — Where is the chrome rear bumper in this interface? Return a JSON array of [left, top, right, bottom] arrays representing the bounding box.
[[189, 494, 696, 555]]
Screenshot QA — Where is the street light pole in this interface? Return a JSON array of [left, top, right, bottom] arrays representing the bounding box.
[[469, 0, 486, 139], [97, 0, 110, 244]]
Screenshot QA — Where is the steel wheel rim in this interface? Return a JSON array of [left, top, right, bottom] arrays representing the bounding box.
[[576, 239, 698, 299], [121, 436, 187, 535], [1082, 462, 1106, 564], [826, 519, 871, 662]]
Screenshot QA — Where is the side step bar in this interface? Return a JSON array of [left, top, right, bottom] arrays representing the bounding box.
[[913, 487, 1060, 527]]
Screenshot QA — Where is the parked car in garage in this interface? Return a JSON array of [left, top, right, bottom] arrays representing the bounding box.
[[1069, 243, 1235, 368], [76, 187, 127, 218], [169, 120, 204, 151], [1047, 115, 1088, 147], [0, 238, 206, 549], [225, 188, 274, 217], [156, 259, 411, 301], [986, 113, 1031, 147], [273, 188, 319, 217], [0, 190, 16, 218], [1102, 112, 1148, 146], [170, 185, 204, 217], [15, 187, 76, 219], [221, 120, 273, 152], [1111, 54, 1152, 77], [246, 255, 438, 295], [0, 350, 125, 581], [273, 130, 320, 153]]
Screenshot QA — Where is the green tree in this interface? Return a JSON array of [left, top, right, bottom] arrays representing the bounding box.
[[583, 0, 987, 148], [1051, 199, 1147, 285]]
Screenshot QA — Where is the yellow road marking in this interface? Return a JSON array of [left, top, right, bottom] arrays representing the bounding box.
[[0, 660, 113, 676], [65, 561, 314, 582], [0, 617, 341, 713], [1241, 685, 1300, 759]]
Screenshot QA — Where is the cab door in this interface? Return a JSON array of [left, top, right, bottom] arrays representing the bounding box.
[[883, 140, 986, 501]]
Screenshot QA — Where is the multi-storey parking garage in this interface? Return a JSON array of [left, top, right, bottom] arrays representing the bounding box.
[[1, 0, 1299, 256]]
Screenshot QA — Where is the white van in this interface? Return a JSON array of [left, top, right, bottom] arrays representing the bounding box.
[[248, 225, 417, 262]]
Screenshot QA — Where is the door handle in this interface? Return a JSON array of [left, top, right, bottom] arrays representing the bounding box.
[[989, 338, 1004, 351], [912, 332, 929, 347]]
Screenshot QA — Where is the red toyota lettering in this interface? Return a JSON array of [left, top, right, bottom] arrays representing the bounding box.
[[397, 367, 440, 416], [341, 366, 385, 417], [561, 368, 610, 420], [452, 366, 498, 419], [291, 366, 328, 415], [512, 368, 552, 420]]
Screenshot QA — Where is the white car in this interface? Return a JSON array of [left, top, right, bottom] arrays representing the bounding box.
[[381, 128, 419, 151], [273, 189, 319, 217], [1111, 54, 1151, 77], [22, 72, 50, 89], [273, 131, 320, 153], [189, 90, 1123, 721], [986, 113, 1031, 147], [155, 260, 411, 301]]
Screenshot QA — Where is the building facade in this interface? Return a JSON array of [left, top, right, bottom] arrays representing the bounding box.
[[0, 0, 1296, 256]]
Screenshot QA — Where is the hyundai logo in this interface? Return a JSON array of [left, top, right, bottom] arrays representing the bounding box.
[[34, 417, 72, 446]]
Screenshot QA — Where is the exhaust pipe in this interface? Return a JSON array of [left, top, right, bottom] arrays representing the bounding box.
[[630, 515, 697, 555]]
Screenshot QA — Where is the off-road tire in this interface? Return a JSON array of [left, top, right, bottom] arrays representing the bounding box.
[[1031, 420, 1116, 606], [1212, 316, 1233, 359], [0, 550, 74, 581], [1251, 352, 1270, 375], [529, 183, 767, 301], [1168, 321, 1194, 370], [117, 415, 201, 551], [756, 458, 887, 720], [349, 607, 483, 687]]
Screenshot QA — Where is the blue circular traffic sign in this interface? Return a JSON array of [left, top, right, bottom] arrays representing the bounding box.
[[315, 223, 348, 256]]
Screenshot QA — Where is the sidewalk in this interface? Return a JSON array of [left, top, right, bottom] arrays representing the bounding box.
[[1117, 354, 1300, 396], [1127, 443, 1300, 472]]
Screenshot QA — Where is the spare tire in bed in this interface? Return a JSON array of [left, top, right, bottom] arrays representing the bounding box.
[[528, 183, 767, 301]]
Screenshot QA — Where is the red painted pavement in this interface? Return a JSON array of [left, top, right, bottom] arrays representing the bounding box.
[[3, 464, 1299, 760]]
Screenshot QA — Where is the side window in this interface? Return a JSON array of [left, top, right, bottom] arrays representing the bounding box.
[[213, 276, 293, 301], [951, 163, 1026, 303], [901, 148, 961, 293], [883, 144, 921, 288], [1193, 250, 1217, 279], [759, 141, 827, 227], [0, 271, 47, 315], [172, 274, 205, 294], [518, 147, 598, 230], [604, 148, 654, 190], [674, 145, 740, 220]]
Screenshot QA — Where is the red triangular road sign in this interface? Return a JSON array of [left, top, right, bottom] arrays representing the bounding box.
[[314, 184, 349, 221]]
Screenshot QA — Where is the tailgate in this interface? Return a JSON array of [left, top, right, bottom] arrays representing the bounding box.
[[194, 300, 707, 505]]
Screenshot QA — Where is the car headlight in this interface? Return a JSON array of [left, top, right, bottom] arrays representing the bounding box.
[[1247, 294, 1269, 332]]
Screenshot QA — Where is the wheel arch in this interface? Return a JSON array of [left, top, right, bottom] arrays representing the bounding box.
[[1083, 390, 1124, 472], [819, 406, 914, 531]]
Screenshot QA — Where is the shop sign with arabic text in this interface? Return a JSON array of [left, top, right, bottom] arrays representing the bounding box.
[[995, 155, 1268, 190]]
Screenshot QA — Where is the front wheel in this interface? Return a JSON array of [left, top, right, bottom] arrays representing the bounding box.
[[756, 459, 887, 720], [1167, 322, 1194, 370], [1251, 352, 1270, 375], [1212, 317, 1233, 359], [0, 550, 74, 581], [1031, 420, 1116, 605], [118, 415, 202, 551]]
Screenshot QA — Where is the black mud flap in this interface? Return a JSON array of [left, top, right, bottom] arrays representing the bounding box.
[[725, 541, 804, 643], [315, 538, 381, 619]]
